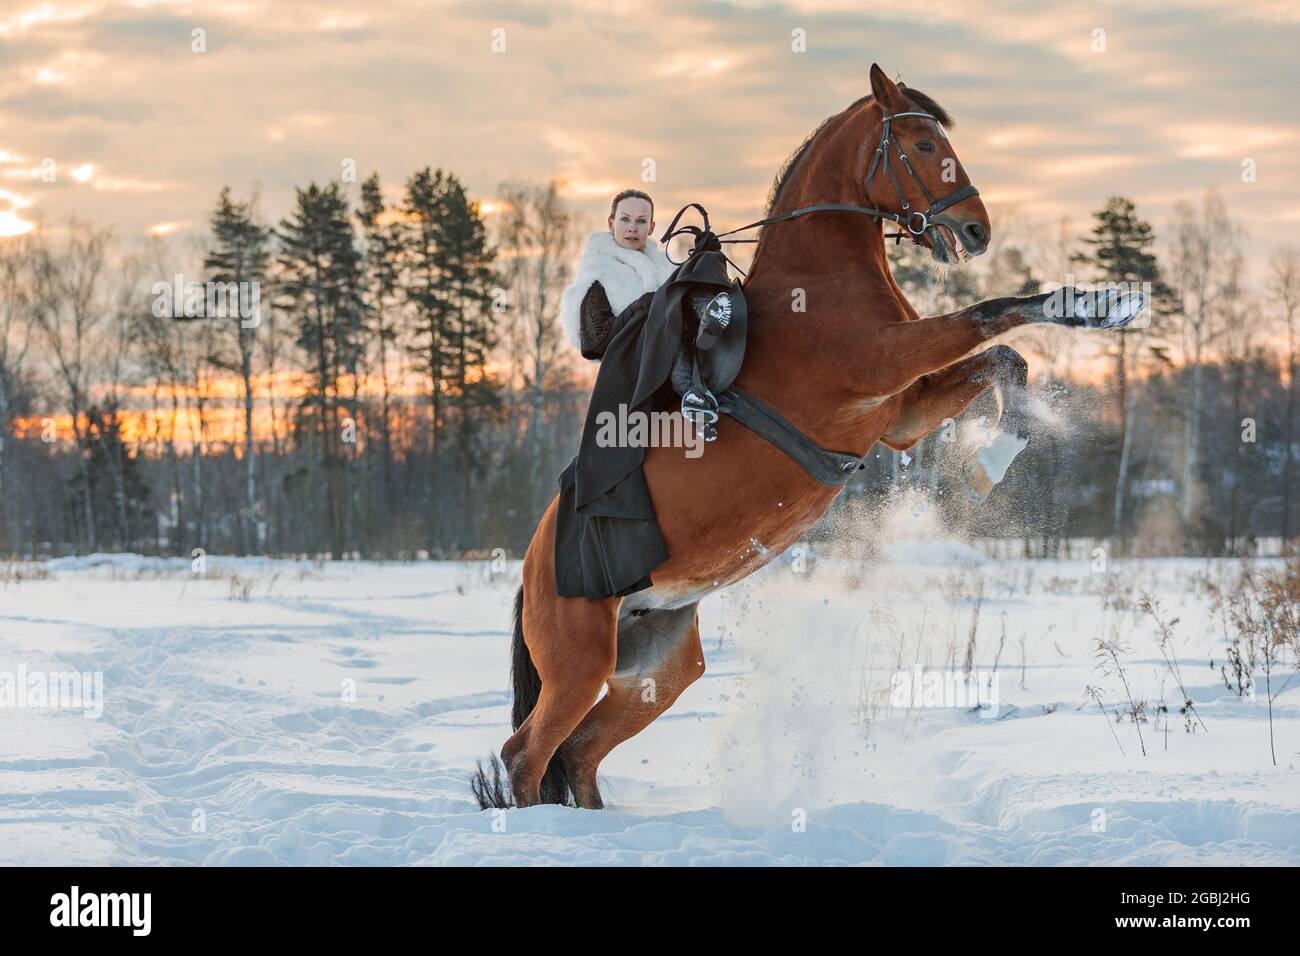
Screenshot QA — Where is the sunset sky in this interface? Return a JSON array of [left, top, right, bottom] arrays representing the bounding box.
[[1, 0, 1298, 282]]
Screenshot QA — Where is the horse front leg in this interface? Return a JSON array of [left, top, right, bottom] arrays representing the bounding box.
[[861, 287, 1144, 399], [880, 345, 1029, 503]]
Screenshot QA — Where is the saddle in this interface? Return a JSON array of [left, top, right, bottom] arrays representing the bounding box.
[[666, 231, 748, 440]]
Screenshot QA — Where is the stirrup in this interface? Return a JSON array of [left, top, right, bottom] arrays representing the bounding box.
[[691, 291, 733, 350], [680, 385, 719, 426]]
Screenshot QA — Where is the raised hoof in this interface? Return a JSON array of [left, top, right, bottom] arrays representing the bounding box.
[[1099, 290, 1146, 329], [1074, 289, 1147, 329], [960, 431, 1028, 504]]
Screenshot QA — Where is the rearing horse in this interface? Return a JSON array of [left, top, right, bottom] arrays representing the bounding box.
[[474, 64, 1140, 810]]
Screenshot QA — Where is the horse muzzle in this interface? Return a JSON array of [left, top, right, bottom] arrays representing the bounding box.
[[932, 213, 989, 258]]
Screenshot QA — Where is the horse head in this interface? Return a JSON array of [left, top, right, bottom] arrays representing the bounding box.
[[864, 63, 990, 264]]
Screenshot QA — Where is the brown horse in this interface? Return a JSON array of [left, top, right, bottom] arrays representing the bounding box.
[[473, 64, 1142, 810]]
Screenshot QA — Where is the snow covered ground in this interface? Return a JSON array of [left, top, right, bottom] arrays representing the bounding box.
[[1, 527, 1297, 865]]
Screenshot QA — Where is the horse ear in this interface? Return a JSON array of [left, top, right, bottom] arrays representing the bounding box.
[[869, 63, 908, 112]]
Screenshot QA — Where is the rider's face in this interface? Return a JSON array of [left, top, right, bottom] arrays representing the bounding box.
[[609, 198, 654, 251]]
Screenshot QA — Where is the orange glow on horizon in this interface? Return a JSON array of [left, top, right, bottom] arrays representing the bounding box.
[[9, 359, 532, 454]]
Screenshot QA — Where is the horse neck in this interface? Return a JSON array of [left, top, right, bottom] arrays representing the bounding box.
[[747, 102, 894, 286], [738, 113, 912, 451]]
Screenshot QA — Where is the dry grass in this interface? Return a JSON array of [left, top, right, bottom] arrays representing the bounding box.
[[0, 560, 51, 587]]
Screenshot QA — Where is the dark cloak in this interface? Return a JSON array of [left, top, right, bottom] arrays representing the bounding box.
[[555, 233, 746, 599]]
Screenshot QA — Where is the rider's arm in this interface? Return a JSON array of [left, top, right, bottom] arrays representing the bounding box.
[[579, 282, 617, 359], [581, 283, 657, 360]]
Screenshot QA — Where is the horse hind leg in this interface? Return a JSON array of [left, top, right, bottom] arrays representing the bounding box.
[[499, 594, 617, 807], [557, 603, 705, 810], [495, 500, 621, 808]]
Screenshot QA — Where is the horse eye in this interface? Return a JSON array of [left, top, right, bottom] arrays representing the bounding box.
[[917, 141, 935, 153]]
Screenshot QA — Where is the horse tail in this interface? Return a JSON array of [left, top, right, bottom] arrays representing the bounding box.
[[508, 584, 539, 731], [470, 584, 573, 808]]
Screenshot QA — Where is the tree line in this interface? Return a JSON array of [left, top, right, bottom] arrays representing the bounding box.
[[0, 173, 585, 558], [0, 180, 1296, 560]]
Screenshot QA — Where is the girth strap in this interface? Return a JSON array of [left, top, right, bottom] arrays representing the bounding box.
[[716, 387, 866, 487]]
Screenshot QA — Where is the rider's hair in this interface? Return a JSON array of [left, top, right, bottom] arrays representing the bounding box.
[[609, 189, 654, 222]]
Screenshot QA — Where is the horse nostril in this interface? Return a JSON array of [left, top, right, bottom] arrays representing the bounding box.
[[963, 221, 988, 246]]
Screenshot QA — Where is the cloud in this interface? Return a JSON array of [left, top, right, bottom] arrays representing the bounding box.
[[0, 87, 155, 120], [0, 0, 1291, 279], [454, 3, 552, 26]]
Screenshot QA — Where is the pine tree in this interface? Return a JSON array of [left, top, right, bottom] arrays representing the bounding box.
[[203, 186, 270, 554], [275, 182, 362, 557], [1071, 197, 1171, 548], [399, 169, 500, 553], [403, 169, 449, 552], [435, 176, 499, 549], [357, 173, 403, 546]]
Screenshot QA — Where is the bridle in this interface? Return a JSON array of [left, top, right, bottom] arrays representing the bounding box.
[[862, 110, 980, 242], [663, 109, 981, 274]]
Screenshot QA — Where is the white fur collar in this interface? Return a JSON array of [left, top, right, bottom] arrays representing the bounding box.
[[560, 231, 676, 361]]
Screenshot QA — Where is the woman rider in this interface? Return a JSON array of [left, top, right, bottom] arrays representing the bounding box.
[[560, 189, 676, 361]]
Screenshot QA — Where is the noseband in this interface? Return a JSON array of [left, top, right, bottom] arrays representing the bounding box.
[[685, 109, 981, 273]]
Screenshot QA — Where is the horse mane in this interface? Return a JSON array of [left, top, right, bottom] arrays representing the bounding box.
[[764, 86, 955, 216]]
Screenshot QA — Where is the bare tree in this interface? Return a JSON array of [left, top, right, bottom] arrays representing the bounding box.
[[1217, 250, 1258, 552], [0, 237, 35, 549], [133, 237, 199, 552], [96, 258, 137, 547], [1167, 190, 1237, 533], [31, 220, 113, 548], [1268, 246, 1300, 542], [496, 180, 579, 513]]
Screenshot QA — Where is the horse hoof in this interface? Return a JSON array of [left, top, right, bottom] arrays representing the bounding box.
[[1099, 290, 1147, 329], [1072, 288, 1147, 329], [960, 432, 1028, 504]]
